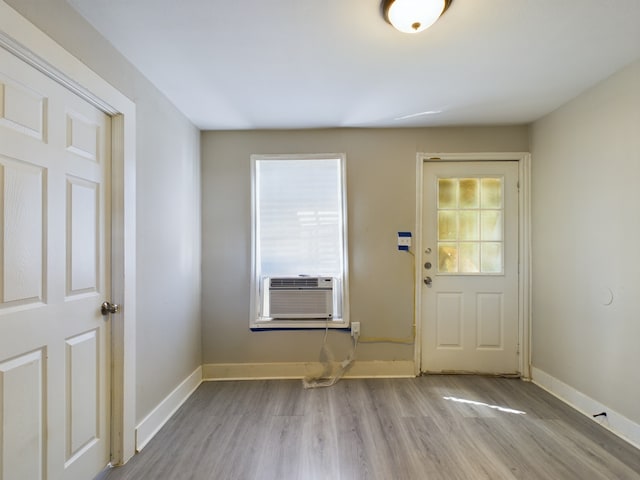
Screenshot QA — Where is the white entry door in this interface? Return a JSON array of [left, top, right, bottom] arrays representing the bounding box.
[[421, 161, 519, 374], [0, 47, 111, 479]]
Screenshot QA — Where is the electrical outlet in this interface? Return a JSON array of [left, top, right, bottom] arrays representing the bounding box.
[[351, 322, 360, 337]]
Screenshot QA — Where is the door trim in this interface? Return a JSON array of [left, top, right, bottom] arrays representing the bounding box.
[[415, 152, 531, 379], [0, 1, 137, 464]]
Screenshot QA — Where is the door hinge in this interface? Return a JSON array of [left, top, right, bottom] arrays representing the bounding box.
[[516, 343, 520, 355]]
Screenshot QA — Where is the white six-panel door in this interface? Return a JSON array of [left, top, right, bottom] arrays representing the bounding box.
[[0, 47, 110, 480], [421, 161, 519, 374]]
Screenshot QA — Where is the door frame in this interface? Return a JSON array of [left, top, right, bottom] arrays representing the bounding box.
[[0, 2, 137, 465], [415, 152, 531, 379]]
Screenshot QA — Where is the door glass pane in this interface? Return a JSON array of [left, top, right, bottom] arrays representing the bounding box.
[[438, 179, 457, 208], [481, 210, 502, 241], [438, 244, 458, 273], [436, 175, 504, 274], [459, 178, 479, 208], [459, 243, 479, 273], [459, 211, 479, 240], [481, 178, 502, 208], [481, 243, 502, 273], [438, 211, 457, 241]]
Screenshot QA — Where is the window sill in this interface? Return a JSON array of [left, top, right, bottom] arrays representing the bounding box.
[[251, 318, 349, 330]]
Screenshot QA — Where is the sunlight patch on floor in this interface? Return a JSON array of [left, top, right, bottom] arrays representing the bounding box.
[[443, 396, 527, 415]]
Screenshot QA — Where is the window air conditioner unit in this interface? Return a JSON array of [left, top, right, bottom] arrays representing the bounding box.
[[268, 277, 334, 319]]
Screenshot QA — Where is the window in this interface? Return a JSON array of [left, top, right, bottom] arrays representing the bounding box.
[[250, 154, 349, 329]]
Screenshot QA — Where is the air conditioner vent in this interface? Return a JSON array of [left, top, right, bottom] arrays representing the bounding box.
[[269, 277, 332, 289], [267, 276, 334, 319]]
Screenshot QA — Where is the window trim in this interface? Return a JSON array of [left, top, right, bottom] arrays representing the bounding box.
[[249, 153, 350, 330]]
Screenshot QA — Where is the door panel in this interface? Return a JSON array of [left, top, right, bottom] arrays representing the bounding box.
[[421, 161, 519, 374], [436, 292, 462, 347], [0, 349, 45, 480], [0, 47, 110, 480], [477, 293, 503, 348], [67, 177, 99, 294], [0, 75, 46, 140], [2, 158, 44, 304], [65, 329, 100, 465]]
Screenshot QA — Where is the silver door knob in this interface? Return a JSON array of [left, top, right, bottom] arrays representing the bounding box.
[[424, 277, 432, 286], [101, 301, 120, 315]]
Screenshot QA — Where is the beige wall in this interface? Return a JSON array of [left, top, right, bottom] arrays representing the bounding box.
[[201, 127, 529, 365], [6, 0, 203, 423], [531, 59, 640, 424]]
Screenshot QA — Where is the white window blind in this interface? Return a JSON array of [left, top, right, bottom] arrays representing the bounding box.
[[257, 158, 342, 276]]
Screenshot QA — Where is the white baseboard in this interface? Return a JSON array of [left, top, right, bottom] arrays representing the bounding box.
[[135, 366, 202, 451], [532, 367, 640, 449], [202, 360, 415, 381]]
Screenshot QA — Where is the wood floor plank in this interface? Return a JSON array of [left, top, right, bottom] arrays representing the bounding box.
[[100, 377, 640, 480]]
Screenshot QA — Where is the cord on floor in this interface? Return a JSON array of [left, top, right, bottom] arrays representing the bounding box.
[[302, 322, 359, 389]]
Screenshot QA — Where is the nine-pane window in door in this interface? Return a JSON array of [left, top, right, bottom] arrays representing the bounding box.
[[437, 176, 504, 274], [250, 154, 349, 329]]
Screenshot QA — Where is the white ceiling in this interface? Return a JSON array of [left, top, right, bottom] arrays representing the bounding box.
[[67, 0, 640, 130]]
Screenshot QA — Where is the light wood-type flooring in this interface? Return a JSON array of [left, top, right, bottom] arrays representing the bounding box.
[[99, 376, 640, 480]]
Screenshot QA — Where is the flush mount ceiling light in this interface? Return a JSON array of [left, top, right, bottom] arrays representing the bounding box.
[[382, 0, 452, 34]]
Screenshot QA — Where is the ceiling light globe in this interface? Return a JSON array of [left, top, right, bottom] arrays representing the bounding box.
[[385, 0, 447, 34]]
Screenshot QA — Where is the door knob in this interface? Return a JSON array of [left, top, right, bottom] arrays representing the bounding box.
[[101, 301, 120, 315], [423, 277, 432, 287]]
